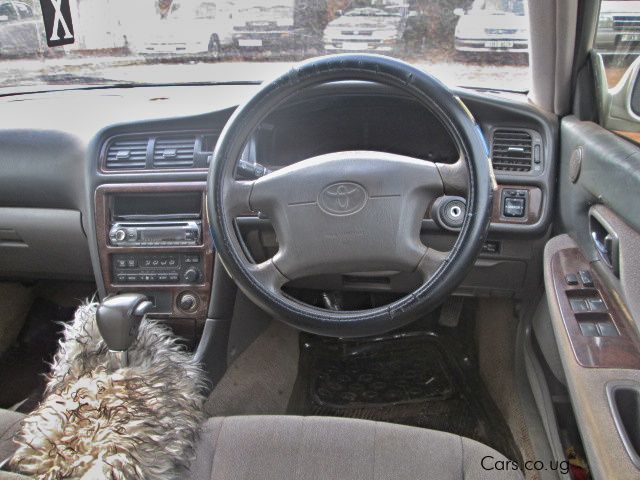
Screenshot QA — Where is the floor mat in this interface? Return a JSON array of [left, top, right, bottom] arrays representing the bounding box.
[[0, 298, 76, 411], [289, 332, 522, 462]]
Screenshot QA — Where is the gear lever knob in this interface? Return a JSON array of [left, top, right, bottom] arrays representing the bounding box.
[[96, 294, 153, 364]]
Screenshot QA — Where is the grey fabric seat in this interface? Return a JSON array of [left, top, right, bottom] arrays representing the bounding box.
[[0, 410, 522, 479], [190, 415, 523, 480]]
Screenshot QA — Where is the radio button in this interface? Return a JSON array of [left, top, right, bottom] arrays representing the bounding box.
[[126, 274, 138, 283], [116, 274, 127, 283]]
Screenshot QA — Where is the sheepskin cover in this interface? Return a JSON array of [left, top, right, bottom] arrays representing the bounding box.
[[10, 303, 208, 479]]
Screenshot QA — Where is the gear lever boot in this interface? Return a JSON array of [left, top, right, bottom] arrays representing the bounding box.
[[96, 293, 153, 368]]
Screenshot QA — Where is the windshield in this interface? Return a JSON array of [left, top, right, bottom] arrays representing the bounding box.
[[0, 0, 532, 93]]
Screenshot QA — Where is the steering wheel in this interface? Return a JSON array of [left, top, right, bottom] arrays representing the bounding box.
[[207, 54, 493, 338]]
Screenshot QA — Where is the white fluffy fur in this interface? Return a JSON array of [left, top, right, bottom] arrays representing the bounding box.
[[10, 303, 208, 480]]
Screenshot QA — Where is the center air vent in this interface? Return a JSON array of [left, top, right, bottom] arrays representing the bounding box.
[[153, 136, 196, 168], [491, 129, 533, 172], [105, 137, 149, 170]]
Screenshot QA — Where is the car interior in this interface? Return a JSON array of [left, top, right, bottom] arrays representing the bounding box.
[[1, 0, 640, 479]]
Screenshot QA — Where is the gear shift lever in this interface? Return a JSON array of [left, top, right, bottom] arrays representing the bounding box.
[[96, 293, 153, 367]]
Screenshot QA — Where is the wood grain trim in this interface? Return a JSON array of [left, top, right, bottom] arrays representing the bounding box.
[[95, 182, 213, 321], [551, 247, 640, 369]]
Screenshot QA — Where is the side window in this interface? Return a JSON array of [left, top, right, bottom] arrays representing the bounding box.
[[595, 0, 640, 88], [593, 0, 640, 139]]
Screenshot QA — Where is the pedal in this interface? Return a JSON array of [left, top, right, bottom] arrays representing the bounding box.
[[438, 296, 464, 328]]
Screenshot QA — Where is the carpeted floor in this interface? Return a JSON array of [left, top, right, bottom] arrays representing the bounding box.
[[0, 298, 75, 410], [0, 282, 96, 412], [204, 320, 300, 417], [476, 298, 541, 480], [0, 283, 33, 356]]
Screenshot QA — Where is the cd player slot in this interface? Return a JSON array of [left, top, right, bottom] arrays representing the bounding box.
[[111, 192, 202, 221]]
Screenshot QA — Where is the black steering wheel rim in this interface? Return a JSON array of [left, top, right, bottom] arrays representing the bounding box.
[[208, 54, 493, 338]]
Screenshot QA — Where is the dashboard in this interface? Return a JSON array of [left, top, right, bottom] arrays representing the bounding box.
[[0, 81, 558, 327]]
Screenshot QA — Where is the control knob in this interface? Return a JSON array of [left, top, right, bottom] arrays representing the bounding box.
[[178, 292, 198, 313], [114, 229, 126, 242], [184, 268, 201, 284]]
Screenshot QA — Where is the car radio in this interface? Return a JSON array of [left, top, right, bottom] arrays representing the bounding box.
[[108, 221, 201, 247]]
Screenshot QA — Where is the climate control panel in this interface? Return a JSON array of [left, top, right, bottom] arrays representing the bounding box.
[[112, 253, 202, 285]]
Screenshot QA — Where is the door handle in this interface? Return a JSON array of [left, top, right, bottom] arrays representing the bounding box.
[[590, 214, 620, 277]]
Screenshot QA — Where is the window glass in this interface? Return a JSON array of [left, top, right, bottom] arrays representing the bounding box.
[[594, 0, 640, 87], [0, 0, 532, 93]]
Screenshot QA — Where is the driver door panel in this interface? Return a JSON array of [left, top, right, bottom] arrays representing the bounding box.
[[540, 116, 640, 479]]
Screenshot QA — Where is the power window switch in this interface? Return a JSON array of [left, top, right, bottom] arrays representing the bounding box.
[[579, 322, 599, 337], [570, 298, 590, 313], [597, 321, 619, 337], [578, 270, 594, 287], [587, 297, 607, 312]]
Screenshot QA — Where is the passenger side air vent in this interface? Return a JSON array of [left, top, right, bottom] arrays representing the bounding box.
[[491, 129, 533, 172], [153, 136, 196, 169], [105, 138, 149, 170]]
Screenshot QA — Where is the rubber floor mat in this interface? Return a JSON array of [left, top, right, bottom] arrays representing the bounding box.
[[289, 332, 522, 462]]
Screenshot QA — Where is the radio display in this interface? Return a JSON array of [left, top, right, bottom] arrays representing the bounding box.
[[140, 228, 187, 242]]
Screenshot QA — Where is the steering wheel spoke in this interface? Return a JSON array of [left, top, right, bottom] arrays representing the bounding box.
[[436, 157, 469, 197], [224, 179, 255, 217], [246, 259, 288, 293], [416, 248, 449, 281]]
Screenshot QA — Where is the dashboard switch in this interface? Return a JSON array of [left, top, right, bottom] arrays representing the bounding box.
[[565, 273, 578, 285], [579, 322, 598, 337], [579, 270, 594, 287], [503, 197, 525, 217]]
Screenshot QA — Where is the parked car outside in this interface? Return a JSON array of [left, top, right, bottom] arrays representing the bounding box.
[[454, 0, 640, 57], [323, 2, 411, 54], [233, 4, 294, 50], [453, 0, 528, 54], [0, 0, 46, 57], [133, 0, 234, 58], [595, 1, 640, 54]]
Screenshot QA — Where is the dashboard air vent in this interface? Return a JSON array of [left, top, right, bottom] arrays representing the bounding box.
[[105, 138, 149, 170], [491, 129, 533, 172], [153, 136, 196, 168]]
